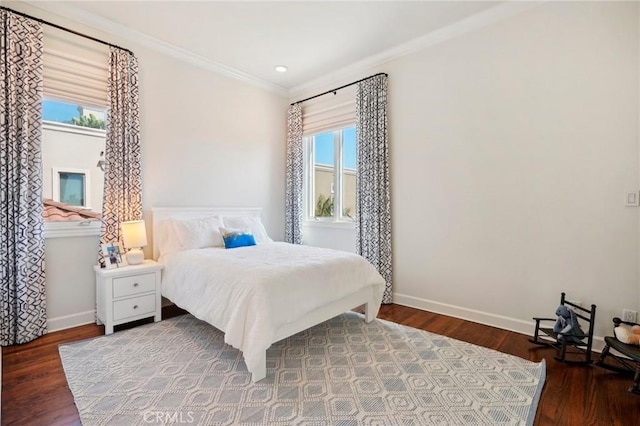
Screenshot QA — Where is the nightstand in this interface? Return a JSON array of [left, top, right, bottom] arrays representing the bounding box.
[[94, 260, 163, 334]]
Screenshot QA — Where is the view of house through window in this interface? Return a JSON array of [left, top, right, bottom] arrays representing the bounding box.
[[42, 99, 106, 222], [305, 126, 357, 221]]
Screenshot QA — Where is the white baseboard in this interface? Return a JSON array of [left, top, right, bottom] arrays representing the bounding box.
[[47, 310, 96, 333], [393, 293, 606, 353]]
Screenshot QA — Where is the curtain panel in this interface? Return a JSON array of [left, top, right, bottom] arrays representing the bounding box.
[[100, 47, 142, 256], [0, 10, 47, 345], [285, 103, 303, 244], [356, 74, 393, 303]]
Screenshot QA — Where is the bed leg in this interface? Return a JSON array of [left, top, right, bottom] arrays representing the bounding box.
[[251, 352, 267, 383], [364, 302, 376, 323]]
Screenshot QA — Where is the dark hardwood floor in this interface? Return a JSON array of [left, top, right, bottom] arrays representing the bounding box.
[[2, 304, 639, 425]]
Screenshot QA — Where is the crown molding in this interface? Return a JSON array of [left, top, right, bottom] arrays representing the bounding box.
[[289, 0, 545, 100], [19, 0, 543, 101], [22, 1, 288, 97]]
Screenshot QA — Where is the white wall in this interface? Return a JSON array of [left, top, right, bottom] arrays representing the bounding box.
[[302, 223, 356, 253], [138, 50, 287, 253], [388, 0, 639, 343], [296, 1, 640, 345], [45, 236, 99, 331]]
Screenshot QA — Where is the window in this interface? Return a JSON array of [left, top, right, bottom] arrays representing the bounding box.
[[59, 172, 85, 205], [304, 126, 357, 222], [52, 167, 91, 208], [43, 99, 106, 130], [41, 26, 108, 233]]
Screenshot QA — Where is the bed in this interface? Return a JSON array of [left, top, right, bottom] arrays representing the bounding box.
[[151, 207, 385, 382]]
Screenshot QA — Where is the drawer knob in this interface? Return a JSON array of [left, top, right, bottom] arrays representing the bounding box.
[[133, 283, 139, 287], [133, 305, 138, 309]]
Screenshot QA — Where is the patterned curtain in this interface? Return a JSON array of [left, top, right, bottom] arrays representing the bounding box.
[[0, 10, 47, 345], [356, 74, 392, 303], [100, 47, 141, 255], [285, 103, 303, 244]]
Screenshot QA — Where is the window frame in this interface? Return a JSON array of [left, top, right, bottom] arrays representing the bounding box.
[[303, 126, 356, 225]]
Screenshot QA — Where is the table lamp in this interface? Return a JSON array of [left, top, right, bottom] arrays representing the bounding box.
[[121, 220, 147, 265]]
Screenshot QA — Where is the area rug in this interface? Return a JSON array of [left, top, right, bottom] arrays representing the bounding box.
[[59, 312, 545, 425]]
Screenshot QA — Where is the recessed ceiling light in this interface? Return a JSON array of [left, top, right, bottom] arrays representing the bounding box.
[[275, 65, 288, 73]]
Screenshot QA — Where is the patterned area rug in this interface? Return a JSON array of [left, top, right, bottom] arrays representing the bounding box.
[[59, 313, 545, 425]]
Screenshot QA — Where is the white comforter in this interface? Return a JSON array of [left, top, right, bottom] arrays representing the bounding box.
[[160, 242, 385, 375]]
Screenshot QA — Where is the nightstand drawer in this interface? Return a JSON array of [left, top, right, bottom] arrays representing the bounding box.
[[113, 273, 156, 298], [113, 294, 156, 321]]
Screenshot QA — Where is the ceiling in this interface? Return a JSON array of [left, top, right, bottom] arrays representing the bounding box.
[[30, 1, 503, 93]]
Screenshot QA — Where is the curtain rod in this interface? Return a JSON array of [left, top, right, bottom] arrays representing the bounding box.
[[291, 72, 387, 106], [1, 6, 133, 55]]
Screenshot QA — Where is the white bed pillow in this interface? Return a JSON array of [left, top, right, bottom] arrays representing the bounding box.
[[171, 216, 225, 250], [157, 216, 225, 257], [222, 216, 272, 244], [156, 219, 179, 257]]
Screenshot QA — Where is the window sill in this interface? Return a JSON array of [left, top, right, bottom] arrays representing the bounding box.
[[45, 221, 102, 239], [303, 220, 355, 230]]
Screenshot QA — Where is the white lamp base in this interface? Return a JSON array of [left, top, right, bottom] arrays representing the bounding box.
[[126, 248, 144, 265]]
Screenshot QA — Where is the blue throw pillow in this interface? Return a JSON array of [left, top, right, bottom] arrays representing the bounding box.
[[221, 228, 257, 249]]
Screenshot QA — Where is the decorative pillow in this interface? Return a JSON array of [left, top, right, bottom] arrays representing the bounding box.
[[222, 216, 272, 244], [220, 227, 257, 249], [171, 216, 225, 251]]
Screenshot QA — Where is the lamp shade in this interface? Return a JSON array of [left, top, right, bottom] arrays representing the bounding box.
[[121, 220, 148, 249]]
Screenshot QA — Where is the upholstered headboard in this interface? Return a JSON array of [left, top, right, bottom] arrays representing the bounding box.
[[150, 207, 262, 260]]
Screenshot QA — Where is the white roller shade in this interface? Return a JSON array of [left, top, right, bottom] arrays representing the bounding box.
[[43, 26, 109, 109], [301, 84, 356, 136]]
